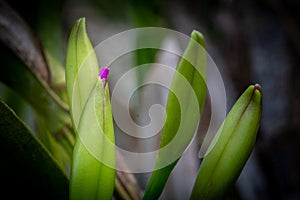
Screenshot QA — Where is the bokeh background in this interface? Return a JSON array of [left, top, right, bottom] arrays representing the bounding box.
[[1, 0, 299, 199]]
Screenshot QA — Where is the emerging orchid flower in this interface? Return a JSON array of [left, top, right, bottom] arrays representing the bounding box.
[[99, 67, 110, 79], [99, 67, 110, 86], [66, 18, 115, 200]]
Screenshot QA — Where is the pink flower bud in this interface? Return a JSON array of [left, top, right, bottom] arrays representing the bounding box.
[[99, 68, 110, 79]]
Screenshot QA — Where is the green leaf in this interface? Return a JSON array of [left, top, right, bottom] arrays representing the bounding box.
[[143, 30, 207, 200], [0, 45, 71, 136], [66, 18, 115, 199], [0, 100, 69, 199], [0, 0, 70, 135], [0, 0, 73, 176], [0, 42, 74, 173], [70, 79, 115, 200], [36, 116, 72, 175], [190, 84, 262, 200], [37, 0, 67, 100], [65, 17, 99, 128]]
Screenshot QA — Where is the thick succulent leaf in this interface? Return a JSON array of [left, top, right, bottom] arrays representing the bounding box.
[[190, 84, 262, 199], [0, 100, 69, 199], [66, 18, 115, 199], [143, 30, 207, 200], [70, 79, 115, 200], [65, 17, 99, 128]]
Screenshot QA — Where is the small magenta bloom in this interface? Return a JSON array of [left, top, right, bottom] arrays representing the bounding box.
[[99, 68, 110, 79]]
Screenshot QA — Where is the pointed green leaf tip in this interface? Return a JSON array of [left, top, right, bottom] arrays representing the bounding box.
[[66, 18, 115, 200], [191, 84, 262, 200], [191, 30, 205, 49], [66, 17, 99, 128], [143, 30, 206, 200]]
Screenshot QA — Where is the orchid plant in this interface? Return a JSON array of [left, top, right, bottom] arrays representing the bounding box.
[[65, 18, 262, 200], [0, 13, 262, 200]]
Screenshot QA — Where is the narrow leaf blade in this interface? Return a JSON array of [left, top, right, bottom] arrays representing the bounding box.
[[143, 30, 207, 200], [66, 18, 116, 199], [0, 100, 69, 199], [70, 80, 116, 199], [65, 17, 99, 128]]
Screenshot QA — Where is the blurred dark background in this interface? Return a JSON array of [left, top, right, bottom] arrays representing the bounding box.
[[1, 0, 300, 199]]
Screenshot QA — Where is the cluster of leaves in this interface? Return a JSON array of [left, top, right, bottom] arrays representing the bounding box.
[[64, 18, 262, 199], [0, 1, 262, 199]]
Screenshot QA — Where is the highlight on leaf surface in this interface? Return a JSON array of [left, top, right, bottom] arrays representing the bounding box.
[[143, 30, 207, 200], [65, 17, 115, 200], [190, 84, 262, 200]]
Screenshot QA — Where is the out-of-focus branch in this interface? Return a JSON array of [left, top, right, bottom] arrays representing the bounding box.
[[0, 0, 50, 83], [114, 150, 143, 200]]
